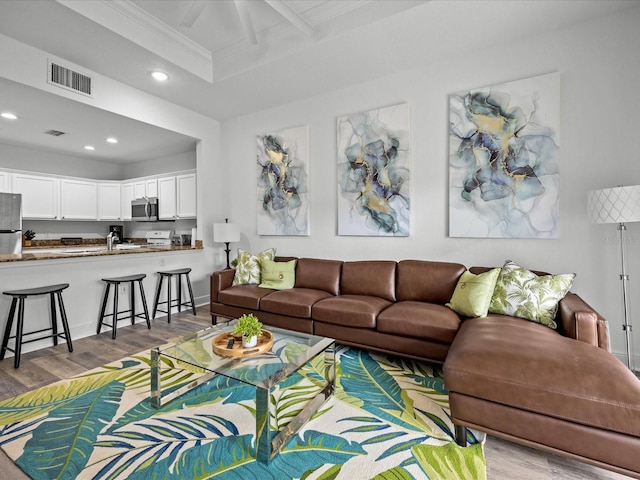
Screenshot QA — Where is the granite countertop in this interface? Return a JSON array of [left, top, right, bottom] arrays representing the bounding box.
[[0, 241, 203, 263]]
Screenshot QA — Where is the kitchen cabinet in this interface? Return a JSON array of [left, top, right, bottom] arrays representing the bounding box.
[[0, 171, 10, 192], [157, 176, 176, 220], [134, 181, 146, 199], [121, 182, 134, 221], [146, 179, 158, 198], [11, 173, 60, 219], [98, 183, 121, 220], [176, 173, 197, 219], [60, 179, 98, 220]]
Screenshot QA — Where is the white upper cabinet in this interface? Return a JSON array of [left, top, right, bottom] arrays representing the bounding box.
[[98, 183, 121, 220], [146, 179, 158, 198], [121, 182, 134, 221], [61, 179, 98, 220], [11, 173, 60, 219], [157, 176, 176, 220], [0, 171, 10, 192], [134, 181, 146, 199], [176, 173, 197, 219]]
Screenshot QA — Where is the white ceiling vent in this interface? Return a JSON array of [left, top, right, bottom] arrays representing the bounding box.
[[44, 129, 67, 137], [47, 60, 93, 97]]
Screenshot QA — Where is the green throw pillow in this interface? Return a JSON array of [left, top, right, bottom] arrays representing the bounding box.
[[232, 248, 276, 286], [489, 261, 575, 329], [259, 259, 297, 290], [447, 268, 501, 318]]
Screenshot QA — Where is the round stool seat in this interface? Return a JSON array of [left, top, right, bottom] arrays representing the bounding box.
[[3, 283, 69, 297], [102, 274, 146, 283], [158, 268, 192, 276]]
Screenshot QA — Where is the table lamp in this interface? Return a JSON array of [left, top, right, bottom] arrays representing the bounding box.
[[213, 219, 241, 269], [588, 185, 640, 371]]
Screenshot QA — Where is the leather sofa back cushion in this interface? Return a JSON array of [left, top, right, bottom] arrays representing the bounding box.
[[396, 260, 466, 303], [341, 261, 397, 302], [294, 258, 343, 295]]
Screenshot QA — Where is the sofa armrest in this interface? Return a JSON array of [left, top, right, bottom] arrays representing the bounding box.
[[210, 269, 235, 304], [558, 292, 609, 351]]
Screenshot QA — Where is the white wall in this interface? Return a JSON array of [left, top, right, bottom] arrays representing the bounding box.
[[220, 6, 640, 364]]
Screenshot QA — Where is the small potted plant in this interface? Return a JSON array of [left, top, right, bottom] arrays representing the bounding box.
[[234, 313, 263, 348]]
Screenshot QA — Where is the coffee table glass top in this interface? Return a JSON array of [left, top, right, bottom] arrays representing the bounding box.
[[156, 319, 334, 387]]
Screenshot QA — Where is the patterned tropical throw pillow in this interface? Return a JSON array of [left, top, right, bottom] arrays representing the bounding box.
[[489, 261, 575, 329], [232, 248, 276, 286]]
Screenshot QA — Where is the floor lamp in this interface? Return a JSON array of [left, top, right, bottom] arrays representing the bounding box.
[[213, 219, 241, 269], [588, 185, 640, 372]]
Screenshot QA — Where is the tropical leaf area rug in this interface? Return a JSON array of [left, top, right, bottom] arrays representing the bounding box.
[[0, 345, 486, 480]]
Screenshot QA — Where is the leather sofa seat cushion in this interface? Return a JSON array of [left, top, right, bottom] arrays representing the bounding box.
[[396, 260, 466, 303], [341, 261, 397, 302], [445, 316, 640, 437], [260, 288, 333, 318], [313, 295, 392, 328], [377, 301, 461, 344], [294, 258, 343, 295], [217, 285, 275, 310]]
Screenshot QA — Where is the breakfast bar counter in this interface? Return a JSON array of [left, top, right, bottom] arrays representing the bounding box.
[[0, 242, 203, 263]]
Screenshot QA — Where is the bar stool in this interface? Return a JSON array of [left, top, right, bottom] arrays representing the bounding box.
[[152, 268, 196, 323], [1, 283, 73, 369], [97, 274, 150, 339]]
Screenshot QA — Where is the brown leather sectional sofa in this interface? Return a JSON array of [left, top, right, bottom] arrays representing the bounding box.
[[210, 257, 640, 479]]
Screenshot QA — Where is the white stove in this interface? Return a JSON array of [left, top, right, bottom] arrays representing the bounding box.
[[146, 230, 173, 246]]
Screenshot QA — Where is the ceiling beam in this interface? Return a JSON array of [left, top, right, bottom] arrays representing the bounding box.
[[233, 0, 258, 46], [180, 0, 207, 28], [265, 0, 318, 39]]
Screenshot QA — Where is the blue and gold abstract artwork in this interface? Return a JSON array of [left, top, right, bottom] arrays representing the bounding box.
[[449, 72, 560, 238], [337, 103, 410, 236], [257, 125, 309, 235]]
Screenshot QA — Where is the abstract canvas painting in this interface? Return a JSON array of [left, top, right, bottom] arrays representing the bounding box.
[[449, 72, 560, 238], [337, 103, 410, 236], [257, 125, 309, 235]]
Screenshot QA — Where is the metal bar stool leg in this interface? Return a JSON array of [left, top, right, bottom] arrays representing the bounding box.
[[57, 291, 73, 352], [0, 298, 17, 360], [138, 279, 151, 329], [50, 292, 58, 347], [177, 274, 183, 313], [152, 276, 164, 319], [185, 273, 196, 315]]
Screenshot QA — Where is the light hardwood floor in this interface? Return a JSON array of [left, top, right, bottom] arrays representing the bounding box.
[[0, 307, 633, 480]]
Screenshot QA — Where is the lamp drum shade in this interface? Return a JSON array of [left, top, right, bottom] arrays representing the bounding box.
[[213, 222, 241, 243], [587, 186, 640, 224]]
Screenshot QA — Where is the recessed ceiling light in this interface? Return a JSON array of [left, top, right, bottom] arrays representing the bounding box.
[[1, 112, 18, 120], [84, 145, 95, 151], [151, 71, 169, 81], [106, 137, 118, 144]]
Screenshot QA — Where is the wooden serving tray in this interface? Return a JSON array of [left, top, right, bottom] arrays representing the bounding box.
[[212, 331, 273, 358]]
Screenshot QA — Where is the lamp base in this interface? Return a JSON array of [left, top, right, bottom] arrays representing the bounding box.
[[224, 243, 231, 269]]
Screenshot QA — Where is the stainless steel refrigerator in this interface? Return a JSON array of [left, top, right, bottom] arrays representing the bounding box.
[[0, 192, 22, 254]]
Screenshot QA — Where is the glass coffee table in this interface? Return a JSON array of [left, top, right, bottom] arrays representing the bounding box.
[[150, 319, 335, 463]]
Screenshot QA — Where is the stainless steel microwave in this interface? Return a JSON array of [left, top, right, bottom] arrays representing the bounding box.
[[131, 197, 158, 222]]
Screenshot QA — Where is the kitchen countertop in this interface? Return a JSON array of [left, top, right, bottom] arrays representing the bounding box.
[[0, 241, 203, 263]]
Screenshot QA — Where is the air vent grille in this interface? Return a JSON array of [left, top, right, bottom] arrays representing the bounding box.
[[44, 129, 67, 137], [48, 61, 93, 97]]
